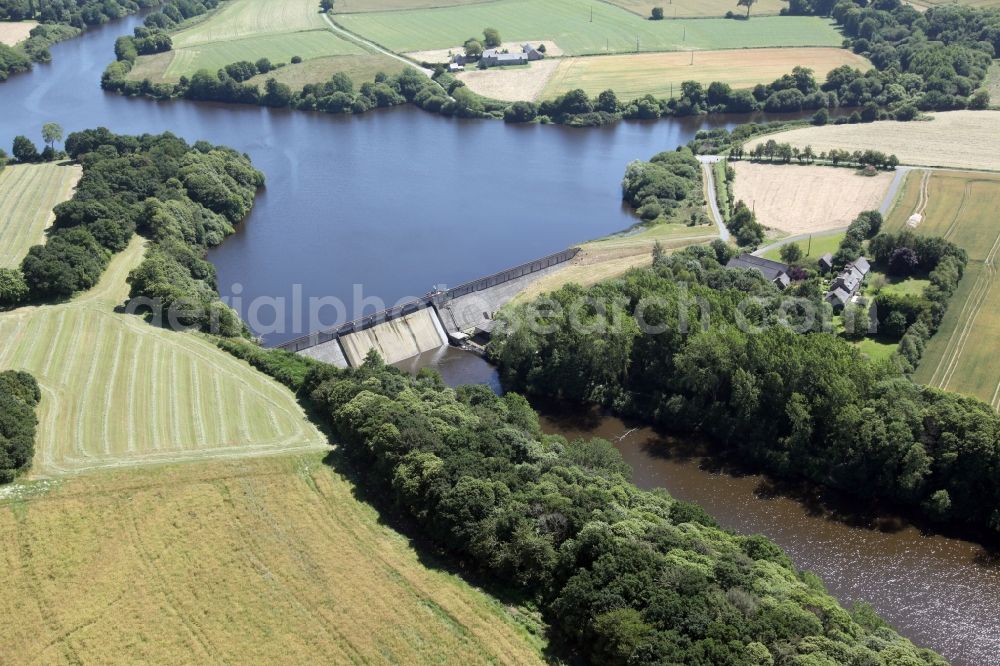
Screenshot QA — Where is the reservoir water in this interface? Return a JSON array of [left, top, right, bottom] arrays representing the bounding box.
[[2, 15, 998, 664]]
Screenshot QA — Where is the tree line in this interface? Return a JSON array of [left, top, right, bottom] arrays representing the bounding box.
[[0, 128, 261, 338], [220, 341, 946, 665], [0, 0, 159, 80], [732, 139, 900, 171], [0, 370, 40, 484], [488, 245, 1000, 544]]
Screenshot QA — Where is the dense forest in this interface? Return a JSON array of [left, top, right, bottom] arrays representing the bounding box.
[[620, 147, 709, 227], [487, 245, 1000, 542], [2, 129, 261, 337], [222, 340, 945, 665], [0, 370, 40, 483]]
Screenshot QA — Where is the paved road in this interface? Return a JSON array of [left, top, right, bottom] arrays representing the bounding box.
[[698, 156, 730, 242], [322, 13, 433, 77]]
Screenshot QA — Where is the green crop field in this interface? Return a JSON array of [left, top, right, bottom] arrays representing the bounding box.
[[986, 60, 1000, 106], [0, 454, 545, 664], [166, 30, 365, 78], [0, 163, 81, 268], [886, 169, 1000, 409], [335, 0, 845, 56], [606, 0, 788, 19], [0, 237, 329, 475], [132, 0, 370, 82], [245, 53, 407, 88]]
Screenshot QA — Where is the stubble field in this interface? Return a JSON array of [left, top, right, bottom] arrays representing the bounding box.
[[732, 161, 894, 235], [885, 169, 1000, 409], [0, 20, 36, 45], [0, 454, 545, 664], [334, 0, 845, 56], [746, 111, 1000, 172], [0, 163, 81, 268], [538, 47, 870, 101]]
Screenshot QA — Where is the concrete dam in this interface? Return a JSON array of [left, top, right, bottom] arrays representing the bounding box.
[[275, 248, 579, 367]]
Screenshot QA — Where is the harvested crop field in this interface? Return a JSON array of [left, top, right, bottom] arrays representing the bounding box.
[[540, 48, 870, 101], [908, 0, 1000, 7], [0, 20, 36, 46], [0, 238, 328, 475], [886, 169, 1000, 408], [732, 162, 893, 235], [335, 0, 845, 56], [0, 163, 81, 268], [606, 0, 788, 18], [0, 454, 545, 664], [747, 111, 1000, 172], [457, 59, 560, 101]]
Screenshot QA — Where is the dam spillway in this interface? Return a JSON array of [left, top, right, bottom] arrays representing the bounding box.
[[338, 306, 448, 366], [280, 248, 580, 367]]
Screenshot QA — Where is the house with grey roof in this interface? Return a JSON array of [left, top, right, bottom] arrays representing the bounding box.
[[818, 253, 834, 274], [824, 256, 871, 310], [726, 254, 792, 290]]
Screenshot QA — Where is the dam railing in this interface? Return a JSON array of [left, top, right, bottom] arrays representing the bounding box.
[[273, 247, 580, 353]]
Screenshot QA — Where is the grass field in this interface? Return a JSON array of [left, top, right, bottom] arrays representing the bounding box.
[[761, 231, 845, 263], [0, 453, 545, 664], [539, 47, 869, 101], [0, 20, 37, 46], [732, 162, 893, 235], [606, 0, 788, 18], [0, 237, 329, 475], [332, 0, 499, 12], [0, 163, 81, 269], [130, 0, 370, 83], [511, 222, 718, 305], [747, 110, 1000, 172], [245, 52, 406, 88], [885, 169, 1000, 409], [334, 0, 845, 56]]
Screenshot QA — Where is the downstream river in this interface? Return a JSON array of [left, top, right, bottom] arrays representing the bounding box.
[[421, 349, 1000, 666], [2, 15, 998, 665]]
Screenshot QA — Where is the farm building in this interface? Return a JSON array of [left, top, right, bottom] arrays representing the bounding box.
[[479, 44, 544, 68], [726, 254, 791, 290], [824, 257, 871, 309]]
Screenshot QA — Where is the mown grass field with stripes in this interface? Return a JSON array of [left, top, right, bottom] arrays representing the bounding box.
[[886, 169, 1000, 409], [334, 0, 845, 56], [0, 163, 81, 268], [0, 454, 546, 664], [0, 237, 328, 474]]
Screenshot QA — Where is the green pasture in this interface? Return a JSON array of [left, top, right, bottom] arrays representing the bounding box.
[[334, 0, 845, 56]]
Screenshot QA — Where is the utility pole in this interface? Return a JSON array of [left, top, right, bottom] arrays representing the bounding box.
[[808, 235, 813, 256], [590, 6, 593, 22], [683, 26, 686, 41], [690, 50, 693, 65], [636, 34, 639, 52]]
